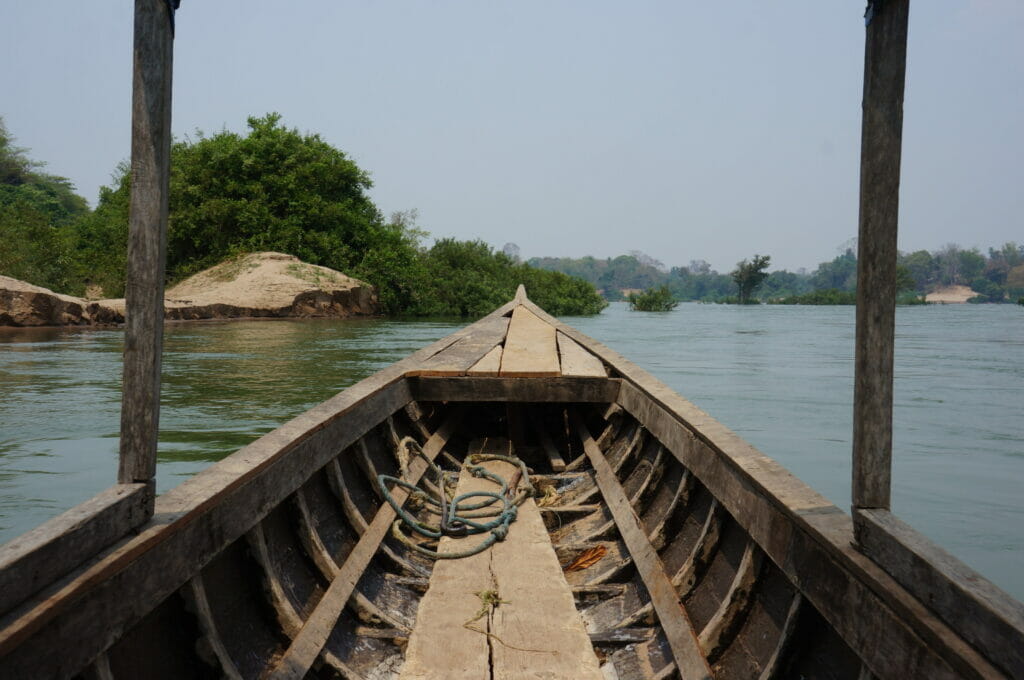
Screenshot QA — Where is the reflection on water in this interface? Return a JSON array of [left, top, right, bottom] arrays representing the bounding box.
[[1, 305, 1021, 599], [0, 318, 463, 542]]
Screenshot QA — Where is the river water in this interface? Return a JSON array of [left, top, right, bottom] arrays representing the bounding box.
[[1, 303, 1021, 599]]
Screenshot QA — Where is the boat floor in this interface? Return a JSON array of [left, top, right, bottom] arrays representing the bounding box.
[[400, 439, 603, 680]]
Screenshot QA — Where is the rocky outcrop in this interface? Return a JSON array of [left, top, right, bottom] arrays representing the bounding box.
[[925, 285, 975, 304], [0, 253, 379, 327], [0, 276, 92, 327]]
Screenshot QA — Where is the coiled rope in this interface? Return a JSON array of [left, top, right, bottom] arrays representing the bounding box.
[[378, 437, 535, 560]]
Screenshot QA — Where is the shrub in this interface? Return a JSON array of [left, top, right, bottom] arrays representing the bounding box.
[[627, 285, 678, 311]]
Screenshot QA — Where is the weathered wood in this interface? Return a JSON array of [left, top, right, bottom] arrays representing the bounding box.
[[398, 445, 499, 680], [119, 0, 175, 487], [697, 540, 762, 660], [0, 483, 150, 616], [408, 315, 510, 376], [410, 376, 619, 404], [756, 594, 802, 680], [671, 499, 725, 598], [574, 415, 712, 680], [499, 305, 560, 377], [265, 412, 461, 680], [856, 508, 1024, 677], [615, 379, 1002, 680], [0, 378, 414, 677], [535, 416, 567, 472], [466, 344, 502, 376], [403, 442, 602, 679], [852, 0, 910, 513], [183, 574, 243, 680], [557, 331, 606, 377], [489, 461, 604, 679]]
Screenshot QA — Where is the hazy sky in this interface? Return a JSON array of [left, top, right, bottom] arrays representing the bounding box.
[[2, 1, 1021, 272]]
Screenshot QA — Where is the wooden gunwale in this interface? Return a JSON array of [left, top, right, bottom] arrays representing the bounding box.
[[520, 298, 1005, 679]]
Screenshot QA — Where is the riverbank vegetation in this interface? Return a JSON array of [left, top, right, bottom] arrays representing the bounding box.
[[0, 115, 605, 317], [627, 285, 678, 311], [531, 242, 1024, 305]]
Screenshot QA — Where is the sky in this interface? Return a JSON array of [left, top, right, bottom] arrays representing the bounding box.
[[2, 1, 1021, 273]]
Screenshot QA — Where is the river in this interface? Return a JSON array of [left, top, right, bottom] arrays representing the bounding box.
[[0, 302, 1021, 599]]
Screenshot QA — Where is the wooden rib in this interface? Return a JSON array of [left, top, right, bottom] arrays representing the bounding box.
[[499, 305, 560, 377], [574, 414, 712, 680], [183, 574, 243, 680], [82, 651, 115, 680], [535, 417, 567, 472], [466, 344, 502, 376], [245, 523, 306, 638], [697, 540, 763, 661], [557, 331, 606, 377], [672, 499, 726, 598], [409, 315, 510, 376], [265, 411, 462, 680], [644, 467, 692, 548], [403, 402, 433, 442], [292, 487, 412, 634], [756, 593, 803, 680]]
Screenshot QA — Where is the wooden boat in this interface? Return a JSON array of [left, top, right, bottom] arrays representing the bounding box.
[[1, 288, 1021, 680]]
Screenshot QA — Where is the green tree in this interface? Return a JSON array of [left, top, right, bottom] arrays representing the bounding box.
[[731, 254, 771, 304], [0, 117, 90, 291]]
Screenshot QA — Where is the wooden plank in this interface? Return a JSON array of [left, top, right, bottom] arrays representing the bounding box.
[[466, 344, 502, 376], [856, 508, 1024, 678], [557, 331, 606, 377], [573, 414, 712, 680], [0, 302, 518, 678], [119, 0, 175, 487], [409, 315, 510, 376], [499, 306, 560, 377], [410, 376, 619, 404], [402, 441, 602, 680], [399, 444, 502, 680], [489, 462, 604, 679], [852, 0, 910, 512], [0, 483, 150, 616], [265, 412, 463, 680]]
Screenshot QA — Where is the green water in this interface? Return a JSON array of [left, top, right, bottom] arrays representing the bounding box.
[[1, 303, 1021, 600]]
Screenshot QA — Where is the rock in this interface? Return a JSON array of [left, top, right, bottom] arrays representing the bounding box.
[[161, 252, 378, 319], [924, 285, 975, 304], [0, 252, 379, 327], [0, 276, 91, 327]]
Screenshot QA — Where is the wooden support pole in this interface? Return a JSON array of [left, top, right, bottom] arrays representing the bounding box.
[[852, 0, 910, 519], [119, 0, 175, 491]]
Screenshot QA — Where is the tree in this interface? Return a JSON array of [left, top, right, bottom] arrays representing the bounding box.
[[0, 117, 90, 291], [731, 254, 771, 304]]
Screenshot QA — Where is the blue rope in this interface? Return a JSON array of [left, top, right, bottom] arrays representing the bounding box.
[[378, 439, 531, 560]]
